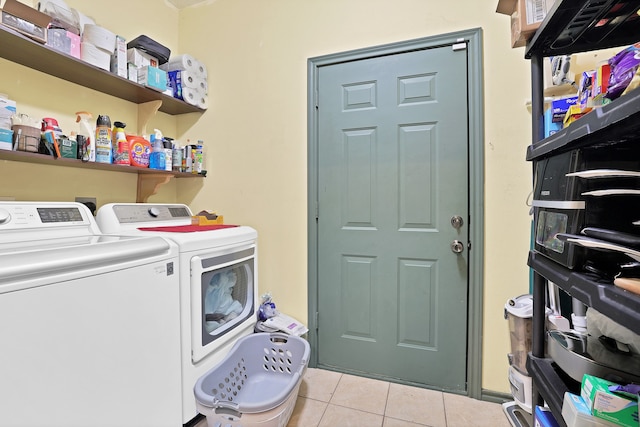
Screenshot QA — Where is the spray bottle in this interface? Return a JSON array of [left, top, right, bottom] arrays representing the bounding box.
[[112, 121, 130, 165], [75, 111, 94, 162], [95, 115, 112, 164], [148, 128, 166, 170]]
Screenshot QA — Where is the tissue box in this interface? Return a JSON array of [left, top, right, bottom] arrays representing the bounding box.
[[562, 392, 619, 427], [46, 29, 81, 59], [0, 97, 17, 130], [581, 374, 639, 427], [0, 128, 13, 150], [137, 66, 167, 92]]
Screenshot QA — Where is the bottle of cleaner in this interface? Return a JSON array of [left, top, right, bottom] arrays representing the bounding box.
[[95, 115, 112, 163], [149, 128, 166, 170], [75, 111, 94, 162], [112, 121, 130, 165]]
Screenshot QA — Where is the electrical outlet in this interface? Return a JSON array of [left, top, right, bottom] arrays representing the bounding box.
[[75, 197, 97, 215]]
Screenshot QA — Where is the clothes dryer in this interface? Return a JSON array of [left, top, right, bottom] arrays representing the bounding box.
[[96, 203, 258, 424]]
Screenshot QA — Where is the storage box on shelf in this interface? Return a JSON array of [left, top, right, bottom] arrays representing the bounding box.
[[523, 1, 640, 426]]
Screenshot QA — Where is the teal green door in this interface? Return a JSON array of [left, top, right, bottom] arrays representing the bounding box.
[[317, 44, 469, 390]]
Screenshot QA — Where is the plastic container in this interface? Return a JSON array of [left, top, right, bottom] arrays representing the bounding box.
[[112, 121, 129, 165], [504, 294, 533, 375], [148, 129, 165, 170], [127, 135, 150, 168], [194, 332, 309, 427]]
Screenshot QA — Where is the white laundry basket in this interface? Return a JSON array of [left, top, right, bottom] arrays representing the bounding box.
[[194, 332, 310, 427]]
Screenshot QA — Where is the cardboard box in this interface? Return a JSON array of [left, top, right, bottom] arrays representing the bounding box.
[[111, 35, 127, 78], [1, 0, 51, 43], [581, 374, 639, 427], [497, 0, 556, 48], [551, 96, 578, 123], [127, 48, 158, 68]]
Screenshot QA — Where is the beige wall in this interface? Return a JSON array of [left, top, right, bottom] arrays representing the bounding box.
[[1, 0, 540, 394]]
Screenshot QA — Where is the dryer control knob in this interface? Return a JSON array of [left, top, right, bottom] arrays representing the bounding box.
[[0, 208, 10, 225], [148, 207, 160, 218]]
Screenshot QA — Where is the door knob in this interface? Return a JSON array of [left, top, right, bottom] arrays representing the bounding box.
[[451, 215, 464, 229], [451, 240, 464, 254]]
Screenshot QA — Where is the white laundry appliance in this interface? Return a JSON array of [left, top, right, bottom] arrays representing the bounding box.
[[96, 203, 258, 425], [0, 201, 182, 427]]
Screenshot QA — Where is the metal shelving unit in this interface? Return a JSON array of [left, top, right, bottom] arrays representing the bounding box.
[[525, 1, 640, 425]]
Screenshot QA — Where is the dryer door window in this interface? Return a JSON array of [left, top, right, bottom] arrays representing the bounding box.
[[191, 246, 255, 363]]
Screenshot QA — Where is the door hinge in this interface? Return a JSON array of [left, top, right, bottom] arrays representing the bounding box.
[[452, 38, 467, 51]]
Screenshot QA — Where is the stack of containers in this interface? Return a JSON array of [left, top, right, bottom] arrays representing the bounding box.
[[81, 23, 116, 71], [163, 54, 209, 109]]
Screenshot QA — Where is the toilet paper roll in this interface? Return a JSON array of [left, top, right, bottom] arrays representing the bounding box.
[[198, 78, 208, 94], [81, 42, 111, 71], [82, 24, 116, 54], [162, 54, 198, 73]]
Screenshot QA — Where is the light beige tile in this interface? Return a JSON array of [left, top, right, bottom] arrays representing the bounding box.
[[383, 417, 428, 427], [318, 404, 384, 427], [330, 373, 389, 415], [298, 367, 342, 402], [443, 393, 512, 427], [385, 383, 446, 427], [287, 396, 327, 427]]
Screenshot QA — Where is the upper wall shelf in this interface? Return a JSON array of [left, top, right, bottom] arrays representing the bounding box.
[[525, 0, 640, 59], [0, 25, 204, 115]]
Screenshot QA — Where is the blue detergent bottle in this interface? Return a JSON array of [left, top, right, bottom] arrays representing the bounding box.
[[148, 129, 166, 170]]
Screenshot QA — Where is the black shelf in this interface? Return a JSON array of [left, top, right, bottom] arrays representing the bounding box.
[[527, 355, 582, 427], [526, 86, 640, 161], [528, 251, 640, 335], [0, 24, 203, 115], [525, 0, 640, 59]]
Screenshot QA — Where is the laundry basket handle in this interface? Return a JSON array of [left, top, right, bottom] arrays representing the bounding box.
[[269, 332, 290, 344], [214, 401, 242, 419]]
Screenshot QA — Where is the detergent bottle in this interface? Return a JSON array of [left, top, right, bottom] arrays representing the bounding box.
[[148, 129, 166, 170], [75, 111, 94, 162], [95, 115, 112, 164], [112, 121, 130, 165]]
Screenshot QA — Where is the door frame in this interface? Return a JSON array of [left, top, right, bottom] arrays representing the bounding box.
[[307, 28, 485, 399]]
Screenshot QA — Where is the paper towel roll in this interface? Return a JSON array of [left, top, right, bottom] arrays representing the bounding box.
[[82, 24, 116, 54], [196, 92, 209, 110], [181, 87, 198, 106], [179, 70, 201, 89], [198, 78, 208, 94], [162, 54, 197, 73], [81, 42, 111, 71], [193, 60, 207, 79]]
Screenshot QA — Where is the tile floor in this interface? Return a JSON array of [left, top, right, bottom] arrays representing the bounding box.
[[195, 368, 513, 427]]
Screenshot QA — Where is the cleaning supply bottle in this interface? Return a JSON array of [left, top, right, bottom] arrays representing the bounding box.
[[148, 128, 166, 170], [95, 115, 112, 163], [112, 121, 130, 165], [75, 111, 94, 162]]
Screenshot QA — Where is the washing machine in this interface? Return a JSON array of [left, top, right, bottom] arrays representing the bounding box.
[[0, 201, 182, 427], [96, 203, 258, 425]]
